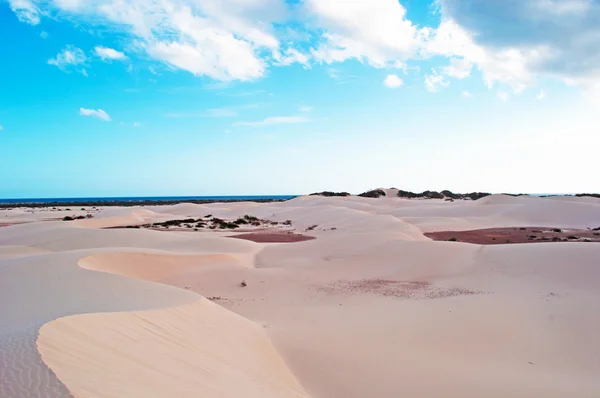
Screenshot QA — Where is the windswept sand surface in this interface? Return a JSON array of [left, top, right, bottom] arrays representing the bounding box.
[[1, 194, 600, 397]]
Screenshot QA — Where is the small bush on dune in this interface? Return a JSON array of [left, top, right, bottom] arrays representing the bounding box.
[[62, 216, 75, 221], [446, 237, 458, 242]]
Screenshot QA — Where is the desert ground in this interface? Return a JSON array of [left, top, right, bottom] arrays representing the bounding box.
[[1, 193, 600, 398]]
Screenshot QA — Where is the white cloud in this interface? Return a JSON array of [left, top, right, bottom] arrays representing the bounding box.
[[9, 0, 600, 98], [384, 74, 403, 88], [79, 108, 111, 121], [437, 0, 600, 92], [8, 0, 40, 25], [497, 91, 509, 101], [299, 106, 313, 112], [40, 31, 49, 39], [537, 89, 547, 100], [166, 104, 259, 118], [462, 91, 473, 97], [443, 57, 472, 79], [133, 122, 141, 127], [425, 70, 449, 92], [48, 46, 86, 74], [53, 0, 85, 11], [0, 125, 3, 131], [204, 108, 238, 118], [147, 41, 264, 81], [307, 0, 423, 67], [25, 0, 284, 82], [273, 48, 311, 68], [234, 116, 310, 127], [95, 46, 128, 61]]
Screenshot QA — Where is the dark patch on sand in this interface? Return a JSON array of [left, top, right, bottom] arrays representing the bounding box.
[[227, 232, 316, 243], [0, 222, 26, 228], [425, 227, 600, 245], [322, 279, 479, 300]]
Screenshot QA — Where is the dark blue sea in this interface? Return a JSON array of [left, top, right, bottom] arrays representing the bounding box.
[[0, 195, 298, 204]]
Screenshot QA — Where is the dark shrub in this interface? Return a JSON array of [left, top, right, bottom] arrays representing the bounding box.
[[441, 190, 461, 199], [358, 189, 386, 198], [553, 228, 563, 233], [283, 220, 292, 226], [422, 191, 444, 199], [397, 190, 420, 198], [446, 237, 458, 242], [62, 216, 75, 221], [309, 191, 351, 197]]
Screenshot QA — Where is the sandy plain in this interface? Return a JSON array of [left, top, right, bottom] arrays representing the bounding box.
[[1, 193, 600, 397]]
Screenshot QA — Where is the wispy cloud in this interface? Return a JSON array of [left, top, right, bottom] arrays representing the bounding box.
[[384, 74, 403, 88], [79, 107, 111, 121], [497, 91, 509, 101], [40, 31, 49, 39], [536, 89, 547, 100], [233, 116, 310, 127], [48, 45, 86, 74], [425, 70, 449, 92], [0, 124, 4, 131], [133, 121, 141, 127], [95, 46, 128, 61], [299, 106, 313, 112], [462, 91, 473, 98], [327, 67, 358, 84], [222, 90, 268, 97], [166, 104, 260, 118]]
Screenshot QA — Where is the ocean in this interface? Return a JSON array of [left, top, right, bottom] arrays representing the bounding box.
[[0, 195, 298, 205]]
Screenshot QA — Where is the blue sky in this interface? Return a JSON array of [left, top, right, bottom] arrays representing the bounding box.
[[1, 0, 598, 198]]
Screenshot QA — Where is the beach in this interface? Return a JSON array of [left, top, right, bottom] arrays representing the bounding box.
[[1, 193, 600, 397]]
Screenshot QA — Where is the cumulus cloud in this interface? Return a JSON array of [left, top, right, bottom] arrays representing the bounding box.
[[8, 0, 40, 25], [384, 74, 403, 88], [233, 116, 310, 127], [25, 0, 285, 82], [436, 0, 600, 91], [95, 46, 128, 61], [48, 46, 86, 73], [9, 0, 600, 97], [307, 0, 423, 67], [443, 57, 472, 79], [80, 107, 111, 121]]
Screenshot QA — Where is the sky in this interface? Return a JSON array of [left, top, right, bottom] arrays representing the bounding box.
[[0, 0, 599, 198]]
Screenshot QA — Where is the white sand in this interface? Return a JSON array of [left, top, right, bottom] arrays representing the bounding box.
[[1, 194, 599, 397]]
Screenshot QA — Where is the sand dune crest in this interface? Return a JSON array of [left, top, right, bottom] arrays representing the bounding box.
[[37, 299, 309, 398]]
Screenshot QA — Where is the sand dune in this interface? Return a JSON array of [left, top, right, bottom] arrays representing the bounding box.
[[79, 251, 251, 282], [37, 299, 309, 398], [1, 194, 600, 397]]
